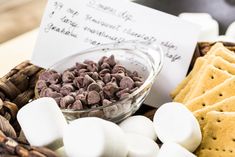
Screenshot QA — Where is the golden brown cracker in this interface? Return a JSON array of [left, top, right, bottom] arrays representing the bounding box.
[[196, 111, 235, 157], [194, 96, 235, 130], [185, 64, 232, 102], [185, 77, 235, 112], [173, 55, 218, 103], [170, 57, 206, 99]]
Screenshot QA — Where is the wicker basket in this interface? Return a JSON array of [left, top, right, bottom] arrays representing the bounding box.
[[0, 42, 234, 156]]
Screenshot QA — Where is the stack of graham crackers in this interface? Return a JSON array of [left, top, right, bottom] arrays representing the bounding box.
[[171, 43, 235, 156]]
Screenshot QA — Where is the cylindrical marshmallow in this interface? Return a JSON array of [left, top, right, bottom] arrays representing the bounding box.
[[126, 133, 159, 157], [179, 13, 219, 41], [153, 102, 202, 152], [17, 97, 67, 150], [63, 117, 128, 157], [226, 21, 235, 40], [119, 115, 157, 140], [158, 142, 196, 157]]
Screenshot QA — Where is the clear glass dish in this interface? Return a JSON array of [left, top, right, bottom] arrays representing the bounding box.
[[49, 40, 163, 123]]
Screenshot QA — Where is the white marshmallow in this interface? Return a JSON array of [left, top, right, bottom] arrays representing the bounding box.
[[119, 115, 157, 140], [179, 13, 219, 41], [226, 21, 235, 40], [126, 133, 159, 157], [17, 97, 67, 150], [216, 35, 235, 43], [63, 117, 128, 157], [158, 142, 196, 157], [153, 102, 201, 152]]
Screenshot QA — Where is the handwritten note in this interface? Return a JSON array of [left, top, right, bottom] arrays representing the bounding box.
[[32, 0, 199, 107]]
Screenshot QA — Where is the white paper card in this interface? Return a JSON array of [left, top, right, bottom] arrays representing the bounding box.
[[32, 0, 199, 107]]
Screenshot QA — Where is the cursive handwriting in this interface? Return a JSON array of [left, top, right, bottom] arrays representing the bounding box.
[[87, 0, 133, 22], [44, 23, 78, 38], [83, 26, 125, 42], [85, 14, 121, 31], [123, 28, 157, 43]]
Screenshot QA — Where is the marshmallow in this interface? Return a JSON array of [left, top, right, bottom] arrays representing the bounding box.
[[158, 142, 196, 157], [179, 13, 219, 41], [153, 102, 201, 152], [17, 97, 67, 150], [216, 35, 235, 43], [126, 133, 159, 157], [63, 117, 128, 157], [119, 115, 157, 140], [226, 21, 235, 40]]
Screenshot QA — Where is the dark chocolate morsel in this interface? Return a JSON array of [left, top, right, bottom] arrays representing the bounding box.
[[87, 83, 101, 92], [60, 95, 75, 109], [62, 71, 75, 83], [87, 91, 101, 105], [120, 76, 134, 89]]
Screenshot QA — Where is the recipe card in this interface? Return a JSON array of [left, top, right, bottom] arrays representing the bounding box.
[[32, 0, 199, 107]]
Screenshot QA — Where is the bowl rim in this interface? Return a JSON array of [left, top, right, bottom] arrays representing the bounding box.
[[48, 40, 164, 113]]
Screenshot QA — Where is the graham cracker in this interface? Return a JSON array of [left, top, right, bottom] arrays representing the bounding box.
[[170, 57, 205, 99], [194, 96, 235, 130], [173, 56, 216, 103], [196, 111, 235, 157], [172, 43, 235, 103], [185, 76, 235, 112], [184, 59, 233, 102], [170, 43, 224, 100]]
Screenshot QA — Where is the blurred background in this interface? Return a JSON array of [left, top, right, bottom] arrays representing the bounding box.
[[0, 0, 234, 76]]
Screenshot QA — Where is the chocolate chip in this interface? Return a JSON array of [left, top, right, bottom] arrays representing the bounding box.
[[83, 74, 95, 88], [103, 55, 116, 67], [87, 63, 98, 72], [103, 73, 111, 83], [39, 71, 55, 81], [87, 83, 101, 92], [133, 76, 143, 82], [73, 76, 84, 88], [75, 93, 87, 105], [48, 73, 61, 84], [49, 84, 61, 92], [38, 55, 143, 112], [40, 88, 53, 97], [99, 69, 111, 77], [100, 63, 111, 70], [96, 80, 105, 87], [36, 80, 48, 92], [87, 91, 101, 105], [62, 71, 75, 83], [103, 81, 119, 98], [60, 95, 75, 109], [112, 64, 126, 73], [116, 88, 130, 98], [68, 100, 83, 110], [98, 56, 108, 66], [120, 76, 134, 89], [48, 92, 63, 98], [60, 84, 75, 96], [76, 63, 87, 70]]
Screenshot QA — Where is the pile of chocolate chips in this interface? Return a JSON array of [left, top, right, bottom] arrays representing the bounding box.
[[36, 55, 143, 110]]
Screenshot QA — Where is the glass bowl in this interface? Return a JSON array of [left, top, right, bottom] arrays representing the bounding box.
[[49, 40, 163, 123]]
